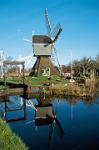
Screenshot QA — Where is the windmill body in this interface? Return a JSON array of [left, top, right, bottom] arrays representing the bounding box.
[[33, 35, 53, 56], [30, 9, 62, 76]]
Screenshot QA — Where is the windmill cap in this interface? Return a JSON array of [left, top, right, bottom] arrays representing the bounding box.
[[32, 35, 53, 44]]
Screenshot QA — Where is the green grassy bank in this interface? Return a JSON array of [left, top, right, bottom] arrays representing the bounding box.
[[0, 75, 68, 87], [0, 76, 98, 97], [0, 119, 28, 150]]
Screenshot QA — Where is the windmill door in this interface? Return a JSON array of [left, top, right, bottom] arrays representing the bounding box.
[[42, 67, 50, 76]]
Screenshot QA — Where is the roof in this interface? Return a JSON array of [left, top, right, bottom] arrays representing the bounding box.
[[33, 35, 53, 44]]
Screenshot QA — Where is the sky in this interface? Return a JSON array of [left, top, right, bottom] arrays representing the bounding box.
[[0, 0, 99, 66]]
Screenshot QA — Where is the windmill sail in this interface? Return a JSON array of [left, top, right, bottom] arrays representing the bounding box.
[[51, 23, 62, 43], [45, 9, 51, 36], [45, 9, 62, 43]]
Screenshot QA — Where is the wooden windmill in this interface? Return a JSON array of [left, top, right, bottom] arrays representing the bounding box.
[[30, 9, 62, 76]]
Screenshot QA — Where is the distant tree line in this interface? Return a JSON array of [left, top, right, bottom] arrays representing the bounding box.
[[61, 54, 99, 77]]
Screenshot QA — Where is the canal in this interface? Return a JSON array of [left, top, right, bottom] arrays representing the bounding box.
[[0, 94, 99, 150]]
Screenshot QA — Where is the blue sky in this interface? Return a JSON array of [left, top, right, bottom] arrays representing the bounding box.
[[0, 0, 99, 66]]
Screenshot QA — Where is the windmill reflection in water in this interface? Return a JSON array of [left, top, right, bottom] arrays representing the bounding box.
[[26, 97, 64, 149]]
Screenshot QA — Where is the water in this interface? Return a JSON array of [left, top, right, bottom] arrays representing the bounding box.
[[0, 94, 99, 150]]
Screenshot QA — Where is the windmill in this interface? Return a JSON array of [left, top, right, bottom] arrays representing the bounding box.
[[30, 9, 62, 76]]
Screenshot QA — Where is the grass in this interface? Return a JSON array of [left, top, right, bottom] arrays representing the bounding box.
[[25, 76, 49, 86], [0, 85, 8, 90], [0, 75, 68, 87], [6, 77, 22, 84], [25, 75, 69, 86], [0, 119, 28, 150]]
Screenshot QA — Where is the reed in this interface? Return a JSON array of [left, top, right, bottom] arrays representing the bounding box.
[[48, 80, 96, 98]]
